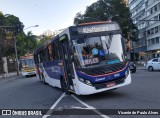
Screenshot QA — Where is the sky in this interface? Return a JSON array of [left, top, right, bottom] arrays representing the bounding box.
[[0, 0, 98, 35]]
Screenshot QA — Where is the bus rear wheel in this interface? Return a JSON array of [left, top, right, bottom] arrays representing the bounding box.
[[60, 77, 70, 94], [41, 74, 46, 84]]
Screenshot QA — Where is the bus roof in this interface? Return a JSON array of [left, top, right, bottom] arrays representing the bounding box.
[[34, 21, 120, 54]]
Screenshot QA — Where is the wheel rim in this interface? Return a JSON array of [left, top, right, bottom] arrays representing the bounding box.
[[149, 67, 152, 71]]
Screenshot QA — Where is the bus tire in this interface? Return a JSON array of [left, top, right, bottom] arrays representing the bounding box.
[[41, 74, 46, 84], [60, 77, 70, 94]]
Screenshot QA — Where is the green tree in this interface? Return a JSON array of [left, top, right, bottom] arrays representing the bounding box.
[[16, 33, 28, 57], [25, 31, 37, 53], [0, 11, 39, 58], [16, 31, 38, 57], [73, 0, 137, 41], [37, 35, 54, 48], [0, 12, 24, 58]]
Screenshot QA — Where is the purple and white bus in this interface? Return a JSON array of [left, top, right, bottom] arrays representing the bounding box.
[[34, 21, 131, 95]]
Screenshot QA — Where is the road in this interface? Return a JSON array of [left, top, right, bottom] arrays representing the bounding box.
[[0, 70, 159, 118]]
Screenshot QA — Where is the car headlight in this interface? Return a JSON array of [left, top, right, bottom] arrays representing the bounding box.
[[79, 78, 92, 86]]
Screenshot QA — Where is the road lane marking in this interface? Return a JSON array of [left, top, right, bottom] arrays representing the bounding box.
[[71, 94, 110, 118], [42, 92, 66, 118]]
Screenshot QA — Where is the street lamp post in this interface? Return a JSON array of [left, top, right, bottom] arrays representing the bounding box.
[[13, 32, 19, 75], [23, 25, 39, 53], [24, 25, 39, 30]]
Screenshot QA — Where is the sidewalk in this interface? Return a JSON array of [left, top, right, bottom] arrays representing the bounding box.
[[0, 74, 23, 85], [0, 72, 21, 79]]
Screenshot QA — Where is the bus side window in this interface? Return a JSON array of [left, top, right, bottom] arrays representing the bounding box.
[[39, 51, 43, 62], [34, 54, 39, 64], [57, 41, 62, 60], [52, 42, 61, 60], [39, 49, 47, 62], [48, 44, 54, 61]]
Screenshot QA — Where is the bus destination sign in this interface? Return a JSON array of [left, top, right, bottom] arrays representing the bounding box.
[[81, 26, 108, 33], [77, 24, 119, 34]]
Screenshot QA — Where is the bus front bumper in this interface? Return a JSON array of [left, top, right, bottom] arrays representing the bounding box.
[[75, 71, 131, 95], [21, 71, 36, 76]]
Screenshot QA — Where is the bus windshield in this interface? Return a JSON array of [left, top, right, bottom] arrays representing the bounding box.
[[21, 59, 34, 68], [73, 34, 125, 68]]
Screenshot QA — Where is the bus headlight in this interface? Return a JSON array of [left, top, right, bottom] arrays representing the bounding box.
[[125, 69, 129, 77], [79, 78, 92, 86], [85, 80, 91, 85], [79, 78, 85, 82]]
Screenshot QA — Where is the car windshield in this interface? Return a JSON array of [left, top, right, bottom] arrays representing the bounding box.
[[73, 34, 125, 68]]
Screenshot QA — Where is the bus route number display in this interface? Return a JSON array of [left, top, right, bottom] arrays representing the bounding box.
[[84, 58, 99, 65]]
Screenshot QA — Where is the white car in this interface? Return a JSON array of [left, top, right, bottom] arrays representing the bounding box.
[[146, 58, 160, 71]]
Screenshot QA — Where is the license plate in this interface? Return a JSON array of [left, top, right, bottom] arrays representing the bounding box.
[[106, 82, 116, 88]]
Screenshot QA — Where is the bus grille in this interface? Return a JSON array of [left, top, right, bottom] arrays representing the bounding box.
[[92, 76, 125, 90], [83, 62, 126, 76]]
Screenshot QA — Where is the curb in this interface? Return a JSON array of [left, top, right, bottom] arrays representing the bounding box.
[[7, 75, 23, 80], [0, 75, 23, 80]]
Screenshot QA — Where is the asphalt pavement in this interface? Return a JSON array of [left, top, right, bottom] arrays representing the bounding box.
[[0, 70, 159, 118]]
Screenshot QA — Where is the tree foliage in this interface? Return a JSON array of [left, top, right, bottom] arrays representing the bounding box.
[[0, 11, 37, 58], [73, 0, 138, 41], [37, 35, 54, 48], [16, 32, 37, 57]]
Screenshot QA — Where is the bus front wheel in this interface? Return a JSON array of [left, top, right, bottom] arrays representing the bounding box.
[[60, 77, 70, 94]]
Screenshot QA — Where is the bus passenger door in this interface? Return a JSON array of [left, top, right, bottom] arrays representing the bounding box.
[[59, 36, 74, 89]]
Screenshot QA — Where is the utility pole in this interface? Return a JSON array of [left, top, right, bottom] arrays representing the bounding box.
[[0, 25, 21, 76], [13, 33, 19, 75]]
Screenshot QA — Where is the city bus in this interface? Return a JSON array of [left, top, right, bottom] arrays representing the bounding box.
[[34, 21, 131, 95], [20, 54, 36, 77]]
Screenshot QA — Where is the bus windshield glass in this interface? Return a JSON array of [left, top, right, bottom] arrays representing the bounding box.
[[73, 34, 124, 68], [21, 59, 34, 68]]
